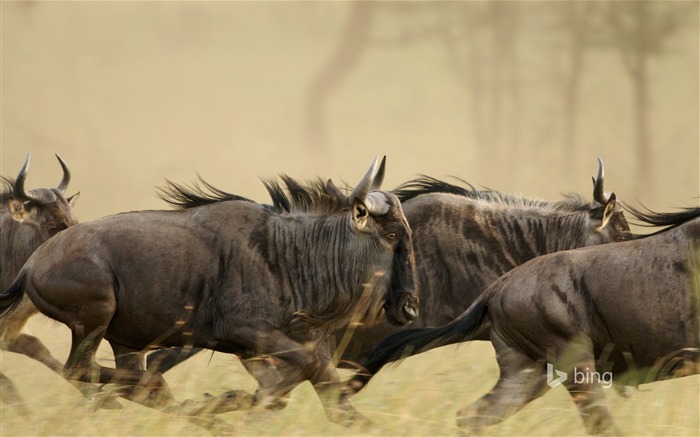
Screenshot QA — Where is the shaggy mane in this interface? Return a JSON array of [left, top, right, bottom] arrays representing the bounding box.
[[156, 177, 254, 209], [264, 176, 350, 214], [623, 204, 700, 235], [394, 176, 590, 212], [157, 175, 351, 214]]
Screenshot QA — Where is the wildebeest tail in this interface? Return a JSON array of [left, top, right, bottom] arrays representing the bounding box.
[[344, 298, 489, 396], [0, 272, 27, 318]]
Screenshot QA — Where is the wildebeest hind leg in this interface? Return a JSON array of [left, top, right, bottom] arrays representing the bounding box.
[[6, 333, 65, 374], [457, 331, 548, 432], [5, 332, 106, 404], [1, 297, 65, 375], [64, 324, 173, 410], [564, 357, 619, 435]]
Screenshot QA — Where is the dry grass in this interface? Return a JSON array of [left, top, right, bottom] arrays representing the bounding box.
[[1, 3, 697, 435], [1, 321, 698, 436]]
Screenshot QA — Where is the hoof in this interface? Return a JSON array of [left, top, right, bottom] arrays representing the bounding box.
[[169, 390, 255, 415], [202, 390, 255, 414], [456, 407, 478, 432], [262, 397, 288, 411], [253, 393, 289, 411], [184, 415, 236, 435], [115, 385, 173, 409], [325, 405, 372, 429], [346, 412, 373, 431], [82, 391, 124, 411]]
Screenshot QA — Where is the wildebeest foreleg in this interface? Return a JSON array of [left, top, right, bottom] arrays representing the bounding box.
[[241, 356, 291, 410], [224, 327, 365, 425], [302, 339, 368, 426], [147, 347, 202, 374], [0, 372, 30, 417], [111, 342, 147, 371]]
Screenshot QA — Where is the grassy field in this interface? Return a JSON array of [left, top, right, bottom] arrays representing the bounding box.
[[1, 318, 698, 436]]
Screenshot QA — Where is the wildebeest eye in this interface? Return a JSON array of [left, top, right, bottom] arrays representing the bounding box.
[[386, 232, 397, 240], [47, 222, 69, 235]]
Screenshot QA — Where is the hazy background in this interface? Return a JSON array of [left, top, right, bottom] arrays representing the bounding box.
[[1, 1, 698, 221], [1, 2, 699, 436]]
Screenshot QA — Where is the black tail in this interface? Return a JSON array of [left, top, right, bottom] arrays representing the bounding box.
[[344, 298, 490, 396], [0, 273, 27, 318]]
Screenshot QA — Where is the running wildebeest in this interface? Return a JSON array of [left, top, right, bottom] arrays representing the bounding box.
[[147, 159, 634, 392], [0, 157, 418, 424], [345, 205, 700, 435], [337, 158, 632, 359], [0, 154, 79, 414]]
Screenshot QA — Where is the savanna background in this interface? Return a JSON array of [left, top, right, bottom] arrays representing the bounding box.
[[1, 1, 698, 436]]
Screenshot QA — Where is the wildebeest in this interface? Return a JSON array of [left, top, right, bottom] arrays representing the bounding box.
[[147, 159, 633, 393], [0, 154, 79, 413], [0, 157, 418, 424], [337, 158, 631, 359], [345, 205, 700, 434]]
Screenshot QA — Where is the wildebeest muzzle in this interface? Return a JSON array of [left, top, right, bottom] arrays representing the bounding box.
[[383, 232, 419, 326]]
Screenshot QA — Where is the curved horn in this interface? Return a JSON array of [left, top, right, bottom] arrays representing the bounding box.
[[592, 157, 608, 205], [55, 154, 71, 193], [14, 154, 56, 204], [365, 192, 391, 215], [370, 156, 386, 191], [350, 156, 380, 205], [14, 154, 39, 202]]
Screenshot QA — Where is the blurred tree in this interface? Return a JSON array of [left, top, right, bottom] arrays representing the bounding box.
[[559, 1, 597, 154], [606, 1, 696, 184], [436, 3, 489, 155], [304, 2, 375, 155], [435, 2, 522, 165], [305, 2, 526, 165], [487, 2, 521, 164]]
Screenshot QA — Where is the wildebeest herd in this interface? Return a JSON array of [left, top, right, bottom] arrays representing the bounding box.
[[0, 154, 698, 435]]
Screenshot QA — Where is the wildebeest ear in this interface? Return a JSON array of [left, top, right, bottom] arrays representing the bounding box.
[[68, 192, 80, 208], [597, 192, 617, 231], [326, 179, 343, 198], [8, 197, 30, 222], [352, 197, 369, 230]]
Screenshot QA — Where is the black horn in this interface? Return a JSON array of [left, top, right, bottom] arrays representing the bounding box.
[[14, 154, 56, 204], [55, 154, 71, 193], [592, 157, 608, 205], [14, 154, 32, 200], [350, 156, 381, 205], [365, 156, 390, 215], [370, 156, 386, 191]]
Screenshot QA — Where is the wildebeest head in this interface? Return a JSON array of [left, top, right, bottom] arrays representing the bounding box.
[[347, 157, 418, 326], [264, 157, 419, 327], [3, 154, 79, 240], [586, 158, 632, 245]]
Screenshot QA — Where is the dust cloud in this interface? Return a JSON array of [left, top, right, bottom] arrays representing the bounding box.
[[2, 2, 698, 224]]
